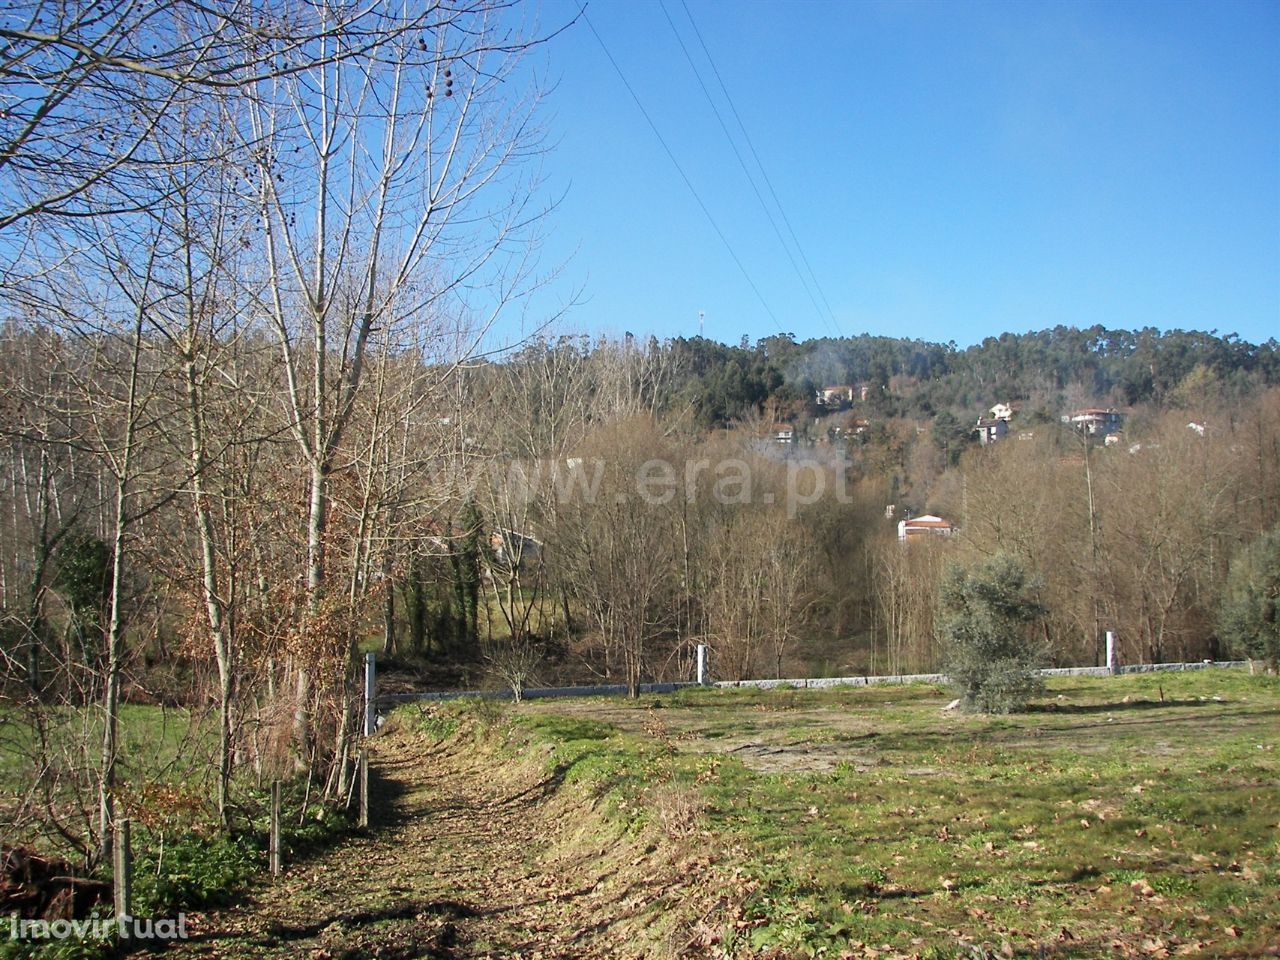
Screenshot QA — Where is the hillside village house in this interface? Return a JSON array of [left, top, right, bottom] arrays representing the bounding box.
[[975, 401, 1014, 445], [897, 515, 954, 542], [975, 417, 1008, 444], [816, 383, 872, 407], [1066, 408, 1124, 437], [828, 416, 872, 442], [817, 384, 855, 406], [773, 423, 795, 443]]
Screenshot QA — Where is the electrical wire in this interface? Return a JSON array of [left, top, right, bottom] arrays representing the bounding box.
[[679, 0, 845, 338], [658, 0, 837, 340], [580, 7, 789, 337]]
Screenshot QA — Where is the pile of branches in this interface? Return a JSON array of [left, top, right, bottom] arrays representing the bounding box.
[[0, 845, 110, 920]]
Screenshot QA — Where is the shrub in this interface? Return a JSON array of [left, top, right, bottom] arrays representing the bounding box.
[[132, 832, 256, 916], [940, 553, 1047, 713], [647, 782, 707, 838], [1218, 526, 1280, 672]]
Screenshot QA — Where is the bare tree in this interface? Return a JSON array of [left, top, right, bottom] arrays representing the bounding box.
[[0, 1, 464, 236], [1099, 418, 1242, 663], [11, 246, 177, 863], [126, 123, 272, 822], [761, 513, 816, 679], [470, 339, 597, 695], [0, 329, 97, 696], [554, 417, 679, 696], [236, 1, 551, 769], [959, 436, 1097, 664], [698, 507, 767, 681], [871, 532, 950, 675]]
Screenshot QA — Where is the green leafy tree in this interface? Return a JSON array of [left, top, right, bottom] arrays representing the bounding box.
[[1218, 527, 1280, 672], [54, 532, 111, 671], [940, 553, 1047, 713], [930, 410, 973, 467]]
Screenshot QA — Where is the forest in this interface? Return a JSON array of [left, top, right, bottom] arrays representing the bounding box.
[[4, 318, 1279, 852]]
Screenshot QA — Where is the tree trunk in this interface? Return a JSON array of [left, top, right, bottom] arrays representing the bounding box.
[[382, 571, 396, 656], [98, 484, 128, 865], [184, 355, 236, 824], [296, 459, 328, 766]]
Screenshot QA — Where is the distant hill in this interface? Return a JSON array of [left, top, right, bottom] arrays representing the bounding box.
[[638, 326, 1279, 426]]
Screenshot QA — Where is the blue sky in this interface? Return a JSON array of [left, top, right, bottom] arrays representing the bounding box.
[[510, 0, 1279, 349]]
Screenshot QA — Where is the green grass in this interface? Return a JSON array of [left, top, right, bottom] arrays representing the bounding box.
[[1, 701, 222, 864], [0, 701, 213, 780], [470, 670, 1280, 958], [1, 701, 354, 957]]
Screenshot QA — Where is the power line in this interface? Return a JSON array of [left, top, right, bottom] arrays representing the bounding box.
[[679, 0, 845, 339], [658, 0, 837, 340], [580, 7, 789, 337]]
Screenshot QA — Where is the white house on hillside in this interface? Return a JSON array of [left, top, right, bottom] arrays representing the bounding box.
[[897, 515, 953, 542], [975, 417, 1008, 444], [1066, 408, 1124, 437]]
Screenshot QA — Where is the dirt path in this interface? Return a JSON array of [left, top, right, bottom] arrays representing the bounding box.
[[163, 726, 719, 959]]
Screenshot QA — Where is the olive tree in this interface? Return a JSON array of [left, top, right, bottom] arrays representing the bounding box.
[[940, 553, 1047, 714]]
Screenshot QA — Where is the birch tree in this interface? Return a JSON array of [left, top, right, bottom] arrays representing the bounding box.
[[242, 2, 549, 766], [0, 1, 450, 238]]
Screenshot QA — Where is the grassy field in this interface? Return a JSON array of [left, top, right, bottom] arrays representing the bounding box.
[[0, 701, 217, 830], [495, 669, 1280, 958], [4, 673, 1275, 958], [0, 700, 355, 940]]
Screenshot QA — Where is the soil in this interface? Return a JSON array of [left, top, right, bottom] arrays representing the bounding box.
[[521, 700, 902, 775], [162, 724, 729, 959]]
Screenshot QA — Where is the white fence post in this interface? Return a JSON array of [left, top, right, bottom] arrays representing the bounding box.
[[696, 644, 708, 685], [364, 652, 377, 736], [358, 748, 369, 828], [269, 780, 281, 877], [112, 818, 132, 920], [1106, 631, 1118, 675]]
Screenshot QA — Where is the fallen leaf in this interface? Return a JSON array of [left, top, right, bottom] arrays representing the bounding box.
[[1130, 879, 1156, 898]]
